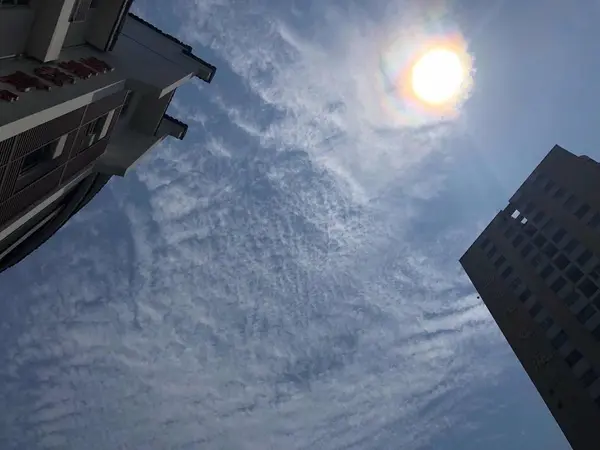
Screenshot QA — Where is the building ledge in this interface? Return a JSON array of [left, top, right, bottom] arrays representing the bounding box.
[[158, 114, 188, 140]]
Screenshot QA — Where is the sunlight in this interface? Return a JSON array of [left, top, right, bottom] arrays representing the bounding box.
[[410, 48, 465, 105]]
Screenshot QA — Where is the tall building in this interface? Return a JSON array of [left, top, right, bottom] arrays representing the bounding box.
[[461, 145, 600, 450], [0, 0, 216, 272]]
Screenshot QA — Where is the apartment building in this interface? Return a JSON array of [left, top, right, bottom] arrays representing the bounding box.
[[0, 0, 216, 272], [460, 146, 600, 450]]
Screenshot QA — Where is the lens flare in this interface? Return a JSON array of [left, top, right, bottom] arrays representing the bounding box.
[[379, 31, 473, 127]]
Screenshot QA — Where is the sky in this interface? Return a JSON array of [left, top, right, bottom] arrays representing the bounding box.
[[3, 0, 600, 448]]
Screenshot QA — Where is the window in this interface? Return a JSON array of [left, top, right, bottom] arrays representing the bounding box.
[[579, 279, 599, 299], [524, 202, 535, 214], [533, 211, 545, 224], [550, 277, 566, 294], [501, 266, 513, 279], [592, 324, 600, 342], [564, 238, 580, 255], [577, 250, 593, 266], [510, 277, 522, 291], [19, 137, 65, 175], [540, 316, 554, 331], [521, 244, 533, 258], [543, 180, 555, 193], [543, 243, 558, 258], [512, 234, 524, 248], [519, 289, 532, 303], [480, 237, 491, 249], [540, 264, 555, 280], [510, 209, 521, 219], [552, 228, 566, 244], [576, 305, 595, 324], [553, 187, 565, 199], [565, 349, 583, 368], [580, 368, 598, 388], [494, 255, 506, 269], [533, 234, 547, 248], [523, 223, 537, 237], [487, 246, 497, 259], [589, 264, 600, 281], [551, 330, 568, 349], [504, 226, 515, 239], [589, 213, 600, 229], [542, 218, 554, 232], [564, 194, 577, 211], [554, 254, 570, 270], [574, 203, 591, 219], [531, 254, 542, 268], [566, 266, 584, 284], [0, 0, 29, 6], [529, 302, 542, 317], [564, 291, 579, 306]]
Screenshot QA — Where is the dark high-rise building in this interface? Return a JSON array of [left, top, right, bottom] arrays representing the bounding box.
[[461, 145, 600, 450], [0, 0, 216, 272]]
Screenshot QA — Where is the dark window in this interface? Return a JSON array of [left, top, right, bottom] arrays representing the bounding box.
[[542, 218, 555, 232], [566, 266, 584, 284], [521, 244, 533, 258], [504, 226, 515, 239], [501, 266, 513, 279], [524, 202, 535, 214], [0, 0, 30, 6], [564, 194, 576, 210], [523, 224, 537, 237], [574, 203, 591, 219], [494, 256, 506, 269], [510, 277, 522, 291], [487, 246, 497, 259], [533, 211, 545, 224], [534, 173, 546, 186], [565, 349, 583, 368], [543, 243, 558, 258], [19, 142, 56, 175], [589, 265, 600, 282], [577, 250, 593, 266], [480, 237, 490, 249], [512, 234, 524, 248], [543, 180, 555, 193], [533, 234, 547, 248], [550, 277, 567, 293], [519, 289, 532, 303], [564, 238, 580, 255], [588, 213, 600, 229], [579, 279, 599, 299], [551, 330, 568, 349], [529, 302, 542, 317], [540, 264, 555, 280], [580, 368, 598, 388], [553, 187, 565, 199], [531, 254, 542, 268], [564, 291, 579, 306], [540, 316, 554, 331], [554, 254, 570, 270], [576, 305, 595, 324], [552, 228, 566, 244], [592, 324, 600, 342]]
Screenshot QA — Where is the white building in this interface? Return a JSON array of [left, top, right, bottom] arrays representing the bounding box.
[[0, 0, 216, 272]]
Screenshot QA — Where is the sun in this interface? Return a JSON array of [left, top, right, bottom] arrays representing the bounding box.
[[410, 48, 465, 106]]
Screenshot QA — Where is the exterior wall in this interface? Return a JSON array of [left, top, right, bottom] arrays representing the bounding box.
[[63, 8, 97, 48], [0, 6, 35, 58], [26, 0, 78, 62], [461, 146, 600, 450], [0, 89, 126, 230]]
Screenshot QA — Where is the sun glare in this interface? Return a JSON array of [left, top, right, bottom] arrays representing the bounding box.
[[410, 48, 465, 105]]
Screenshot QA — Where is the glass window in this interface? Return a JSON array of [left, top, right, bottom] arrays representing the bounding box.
[[542, 218, 555, 232], [564, 238, 580, 255], [575, 203, 591, 219], [552, 228, 566, 244], [533, 211, 545, 224], [567, 265, 584, 284], [543, 180, 555, 193], [510, 277, 522, 291], [577, 250, 593, 266], [550, 277, 567, 293], [487, 246, 497, 259], [580, 368, 599, 388], [531, 253, 542, 268], [512, 234, 524, 248], [494, 255, 506, 269], [480, 237, 491, 249], [551, 330, 568, 349], [529, 302, 542, 317], [554, 254, 570, 270], [504, 226, 515, 239], [564, 194, 577, 210], [553, 187, 565, 199], [533, 234, 547, 248], [588, 213, 600, 229], [540, 316, 554, 331], [523, 223, 537, 237], [565, 349, 583, 368], [579, 279, 599, 299], [543, 243, 558, 258], [501, 266, 513, 279], [592, 324, 600, 342], [524, 202, 535, 214], [519, 289, 532, 303], [576, 305, 595, 324], [564, 291, 579, 306], [521, 243, 533, 258], [540, 264, 555, 280]]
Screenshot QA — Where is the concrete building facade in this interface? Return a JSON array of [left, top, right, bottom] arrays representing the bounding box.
[[0, 0, 216, 272], [461, 145, 600, 450]]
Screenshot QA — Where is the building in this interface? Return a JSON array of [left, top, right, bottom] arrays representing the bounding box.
[[0, 0, 216, 272], [460, 145, 600, 450]]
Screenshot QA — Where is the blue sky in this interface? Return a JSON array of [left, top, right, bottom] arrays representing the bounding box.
[[3, 0, 600, 448]]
